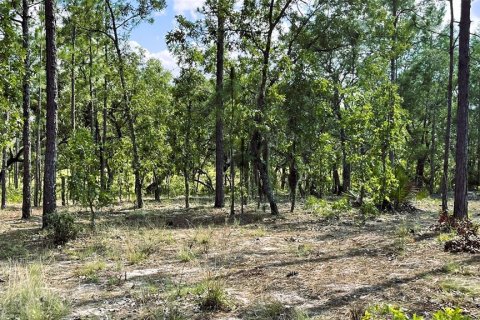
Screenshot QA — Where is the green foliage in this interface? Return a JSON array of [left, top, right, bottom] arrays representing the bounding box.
[[0, 264, 69, 320], [47, 212, 79, 245], [61, 129, 112, 220], [360, 201, 380, 217], [332, 197, 351, 211], [362, 305, 470, 320]]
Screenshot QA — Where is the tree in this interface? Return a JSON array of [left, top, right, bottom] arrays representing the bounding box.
[[441, 0, 454, 213], [43, 0, 59, 227], [453, 0, 471, 220], [21, 0, 32, 219]]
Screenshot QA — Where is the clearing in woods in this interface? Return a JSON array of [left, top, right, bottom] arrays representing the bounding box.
[[0, 198, 479, 319]]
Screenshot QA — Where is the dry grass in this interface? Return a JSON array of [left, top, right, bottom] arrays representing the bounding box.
[[0, 198, 479, 319]]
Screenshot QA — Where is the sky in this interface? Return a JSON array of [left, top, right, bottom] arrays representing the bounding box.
[[129, 0, 480, 74]]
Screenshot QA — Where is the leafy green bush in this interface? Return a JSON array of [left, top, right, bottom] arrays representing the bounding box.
[[332, 197, 351, 211], [360, 201, 379, 217], [47, 212, 79, 245]]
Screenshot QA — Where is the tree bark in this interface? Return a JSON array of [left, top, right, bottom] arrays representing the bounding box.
[[453, 0, 471, 220], [429, 110, 436, 195], [43, 0, 59, 227], [441, 0, 455, 213], [1, 148, 6, 209], [22, 0, 32, 219], [214, 1, 225, 208], [70, 25, 76, 131]]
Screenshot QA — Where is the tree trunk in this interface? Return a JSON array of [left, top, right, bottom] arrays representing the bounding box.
[[43, 0, 59, 227], [429, 110, 436, 195], [214, 3, 225, 208], [441, 0, 455, 213], [1, 149, 6, 209], [34, 75, 42, 208], [453, 0, 471, 220], [106, 0, 143, 209], [22, 0, 32, 219], [70, 25, 76, 131]]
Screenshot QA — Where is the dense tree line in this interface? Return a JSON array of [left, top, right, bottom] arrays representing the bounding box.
[[0, 0, 478, 226]]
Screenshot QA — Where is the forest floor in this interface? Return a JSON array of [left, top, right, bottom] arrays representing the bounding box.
[[1, 197, 480, 319]]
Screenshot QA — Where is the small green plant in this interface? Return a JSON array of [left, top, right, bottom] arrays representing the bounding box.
[[362, 304, 422, 320], [332, 197, 351, 211], [295, 243, 314, 257], [75, 260, 106, 283], [177, 247, 197, 262], [360, 201, 379, 217], [245, 298, 310, 320], [195, 278, 232, 311], [432, 307, 471, 320], [0, 264, 69, 320], [437, 232, 456, 244], [362, 304, 471, 320], [47, 212, 79, 245]]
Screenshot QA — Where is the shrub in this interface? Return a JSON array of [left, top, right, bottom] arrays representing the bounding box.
[[0, 264, 69, 320], [47, 212, 79, 245], [332, 197, 351, 211], [360, 201, 379, 217]]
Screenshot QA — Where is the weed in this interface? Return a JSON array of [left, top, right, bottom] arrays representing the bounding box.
[[437, 232, 456, 244], [245, 298, 310, 320], [0, 263, 69, 320], [295, 243, 314, 257], [75, 260, 106, 283], [177, 247, 197, 262], [196, 278, 232, 311]]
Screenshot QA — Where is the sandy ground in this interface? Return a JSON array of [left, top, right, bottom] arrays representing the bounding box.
[[0, 197, 479, 319]]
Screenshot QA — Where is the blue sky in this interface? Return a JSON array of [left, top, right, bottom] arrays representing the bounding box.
[[129, 0, 480, 73]]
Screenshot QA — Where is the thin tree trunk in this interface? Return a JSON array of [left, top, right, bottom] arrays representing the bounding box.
[[34, 68, 42, 208], [184, 101, 192, 209], [441, 0, 455, 213], [1, 148, 6, 209], [70, 25, 76, 131], [22, 0, 31, 219], [453, 0, 471, 220], [214, 3, 225, 208], [429, 110, 436, 195], [43, 0, 59, 227], [106, 0, 143, 209]]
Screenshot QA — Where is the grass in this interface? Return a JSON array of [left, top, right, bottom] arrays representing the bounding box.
[[294, 243, 315, 257], [75, 260, 107, 283], [125, 237, 156, 264], [245, 298, 310, 320], [195, 278, 232, 311], [440, 278, 480, 297], [177, 247, 197, 262], [0, 263, 69, 320]]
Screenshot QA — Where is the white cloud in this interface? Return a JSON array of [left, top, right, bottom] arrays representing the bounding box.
[[173, 0, 204, 16], [128, 40, 179, 76]]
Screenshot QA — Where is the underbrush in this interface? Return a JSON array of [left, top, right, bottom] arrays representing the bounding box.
[[0, 263, 69, 320]]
